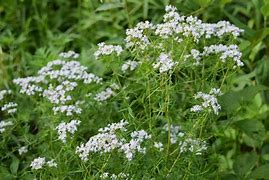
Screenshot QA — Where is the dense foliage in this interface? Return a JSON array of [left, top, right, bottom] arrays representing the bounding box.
[[0, 0, 269, 179]]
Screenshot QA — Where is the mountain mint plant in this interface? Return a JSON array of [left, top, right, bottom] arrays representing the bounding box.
[[0, 5, 245, 179]]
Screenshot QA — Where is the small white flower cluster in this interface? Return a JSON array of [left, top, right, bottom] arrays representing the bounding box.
[[18, 146, 28, 155], [55, 120, 81, 143], [0, 120, 13, 133], [1, 102, 18, 114], [154, 142, 164, 151], [59, 50, 79, 59], [14, 54, 102, 116], [179, 136, 207, 155], [155, 5, 243, 41], [94, 42, 123, 58], [185, 44, 243, 67], [125, 21, 155, 49], [163, 124, 184, 144], [121, 60, 140, 73], [30, 157, 57, 170], [94, 88, 115, 102], [94, 83, 120, 102], [100, 172, 129, 180], [190, 88, 222, 115], [153, 53, 177, 73], [120, 130, 151, 161], [76, 120, 151, 161], [0, 90, 12, 101]]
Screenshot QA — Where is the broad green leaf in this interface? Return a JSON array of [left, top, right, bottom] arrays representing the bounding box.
[[10, 157, 19, 175], [233, 152, 257, 178], [249, 164, 269, 179]]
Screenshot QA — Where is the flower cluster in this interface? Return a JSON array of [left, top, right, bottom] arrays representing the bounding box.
[[0, 120, 13, 133], [100, 172, 129, 179], [163, 124, 184, 144], [59, 50, 79, 59], [190, 88, 222, 115], [55, 120, 81, 143], [121, 60, 140, 73], [153, 53, 177, 73], [0, 90, 12, 101], [179, 135, 207, 155], [125, 21, 155, 49], [93, 83, 120, 102], [154, 142, 164, 151], [155, 5, 243, 41], [30, 157, 57, 170], [185, 44, 243, 67], [18, 146, 28, 155], [1, 102, 17, 114], [13, 52, 102, 116], [76, 120, 151, 161], [94, 42, 123, 58]]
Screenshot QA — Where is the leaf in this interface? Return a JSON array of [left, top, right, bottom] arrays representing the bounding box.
[[219, 85, 268, 113], [96, 3, 124, 11], [249, 164, 269, 179], [10, 157, 19, 175], [234, 119, 265, 136], [233, 152, 258, 178], [196, 0, 212, 7]]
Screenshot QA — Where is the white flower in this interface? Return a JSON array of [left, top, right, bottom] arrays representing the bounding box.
[[94, 42, 123, 58], [56, 120, 81, 143], [59, 51, 79, 59], [191, 88, 222, 115], [121, 60, 139, 73], [0, 120, 13, 133], [47, 159, 57, 167], [0, 90, 12, 101], [154, 142, 164, 151], [76, 120, 151, 161], [153, 53, 177, 73], [163, 124, 182, 144], [30, 157, 46, 170], [179, 137, 207, 155], [94, 88, 115, 102], [1, 102, 18, 114], [18, 146, 28, 155]]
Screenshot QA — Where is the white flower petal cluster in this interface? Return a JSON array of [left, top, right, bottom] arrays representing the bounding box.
[[94, 88, 115, 102], [13, 53, 102, 116], [190, 88, 222, 115], [155, 5, 243, 41], [120, 130, 151, 161], [125, 21, 155, 49], [154, 142, 164, 151], [179, 136, 207, 155], [30, 157, 57, 170], [153, 53, 177, 73], [76, 120, 151, 161], [0, 120, 13, 133], [185, 44, 243, 67], [100, 172, 129, 180], [59, 50, 79, 59], [163, 124, 184, 144], [0, 90, 12, 101], [55, 120, 81, 143], [121, 60, 139, 73], [18, 146, 28, 155], [94, 42, 123, 58], [1, 102, 18, 114]]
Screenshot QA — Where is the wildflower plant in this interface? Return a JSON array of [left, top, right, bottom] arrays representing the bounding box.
[[0, 5, 252, 179]]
